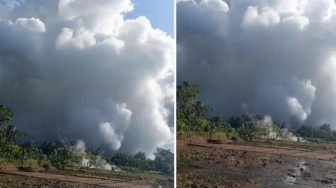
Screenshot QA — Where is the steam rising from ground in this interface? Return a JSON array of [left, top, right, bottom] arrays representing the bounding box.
[[0, 0, 174, 156], [177, 0, 336, 128], [255, 115, 301, 141], [70, 140, 115, 170]]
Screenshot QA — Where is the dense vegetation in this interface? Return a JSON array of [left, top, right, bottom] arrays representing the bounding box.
[[0, 105, 173, 176], [177, 81, 336, 142], [296, 123, 336, 142]]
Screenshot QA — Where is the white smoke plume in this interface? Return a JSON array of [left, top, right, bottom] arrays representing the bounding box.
[[0, 0, 174, 156], [253, 115, 277, 139], [177, 0, 336, 128], [70, 140, 114, 170], [255, 115, 273, 127], [254, 115, 300, 141], [93, 156, 115, 171], [280, 128, 299, 142], [69, 140, 86, 154]]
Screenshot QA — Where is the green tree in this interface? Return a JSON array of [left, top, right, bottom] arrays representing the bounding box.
[[7, 144, 21, 159], [320, 123, 331, 132], [2, 125, 25, 146], [238, 121, 256, 141], [0, 105, 13, 127], [177, 82, 199, 137], [22, 140, 39, 167], [228, 116, 242, 129], [177, 118, 187, 137], [50, 147, 72, 169], [111, 152, 131, 166], [198, 118, 210, 132], [206, 121, 216, 140], [0, 105, 25, 170], [210, 116, 225, 140], [154, 148, 173, 176], [40, 141, 64, 155], [0, 105, 25, 159], [135, 152, 146, 160], [80, 152, 94, 171], [193, 101, 210, 132]]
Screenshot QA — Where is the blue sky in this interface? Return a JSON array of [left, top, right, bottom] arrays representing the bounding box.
[[1, 0, 174, 37], [126, 0, 174, 37], [0, 0, 23, 9]]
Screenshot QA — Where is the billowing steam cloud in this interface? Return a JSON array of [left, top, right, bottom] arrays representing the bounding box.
[[70, 140, 115, 170], [0, 0, 174, 156], [177, 0, 336, 128]]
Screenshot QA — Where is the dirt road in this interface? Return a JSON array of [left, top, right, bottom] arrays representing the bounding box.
[[0, 170, 159, 188], [187, 142, 336, 160]]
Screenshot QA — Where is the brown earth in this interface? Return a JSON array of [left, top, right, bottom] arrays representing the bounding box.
[[0, 169, 165, 188], [177, 139, 336, 188]]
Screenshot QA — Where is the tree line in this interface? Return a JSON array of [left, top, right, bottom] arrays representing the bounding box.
[[177, 81, 336, 142], [0, 105, 173, 176]]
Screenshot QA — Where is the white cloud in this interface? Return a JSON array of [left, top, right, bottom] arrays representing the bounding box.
[[16, 17, 45, 32], [0, 0, 174, 156], [177, 0, 336, 128], [242, 6, 280, 27]]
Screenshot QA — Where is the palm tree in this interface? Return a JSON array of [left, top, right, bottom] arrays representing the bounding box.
[[2, 125, 24, 145]]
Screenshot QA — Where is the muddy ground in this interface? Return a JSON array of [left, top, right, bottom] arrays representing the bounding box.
[[0, 173, 95, 188], [177, 139, 336, 188], [0, 168, 172, 188]]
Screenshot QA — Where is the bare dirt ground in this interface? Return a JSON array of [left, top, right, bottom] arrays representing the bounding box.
[[0, 169, 166, 188], [177, 139, 336, 188]]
